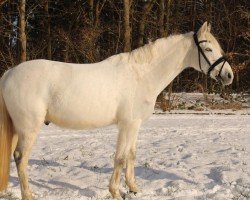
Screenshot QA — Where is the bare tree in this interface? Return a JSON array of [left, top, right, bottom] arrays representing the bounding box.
[[94, 0, 106, 27], [159, 0, 174, 111], [45, 0, 51, 60], [0, 0, 248, 92], [123, 0, 131, 52], [19, 0, 26, 62], [88, 0, 94, 23], [138, 1, 154, 47], [158, 0, 165, 37]]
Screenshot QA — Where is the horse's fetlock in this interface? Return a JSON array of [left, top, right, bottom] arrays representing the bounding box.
[[109, 185, 121, 198], [14, 150, 22, 165]]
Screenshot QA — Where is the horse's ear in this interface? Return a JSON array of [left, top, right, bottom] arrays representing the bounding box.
[[197, 21, 209, 36], [207, 22, 211, 32]]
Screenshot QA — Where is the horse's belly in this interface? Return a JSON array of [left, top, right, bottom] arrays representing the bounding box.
[[47, 110, 117, 129], [46, 101, 118, 129]]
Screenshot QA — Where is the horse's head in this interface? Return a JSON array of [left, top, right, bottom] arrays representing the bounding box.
[[192, 22, 234, 85]]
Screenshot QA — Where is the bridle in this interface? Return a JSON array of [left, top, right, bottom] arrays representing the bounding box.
[[193, 33, 227, 81]]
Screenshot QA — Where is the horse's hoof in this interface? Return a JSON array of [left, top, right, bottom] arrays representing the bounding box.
[[23, 195, 35, 200], [121, 194, 126, 200], [113, 195, 123, 200], [128, 184, 140, 194], [109, 187, 123, 200], [129, 190, 137, 195]]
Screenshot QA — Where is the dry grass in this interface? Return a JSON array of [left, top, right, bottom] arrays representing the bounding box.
[[208, 101, 244, 110], [156, 92, 249, 112], [0, 193, 19, 200]]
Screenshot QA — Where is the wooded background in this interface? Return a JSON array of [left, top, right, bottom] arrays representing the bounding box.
[[0, 0, 249, 93]]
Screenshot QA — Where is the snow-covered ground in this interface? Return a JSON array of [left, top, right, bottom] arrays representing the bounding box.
[[2, 113, 250, 200]]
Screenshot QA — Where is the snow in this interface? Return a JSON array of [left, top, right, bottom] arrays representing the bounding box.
[[2, 113, 250, 200]]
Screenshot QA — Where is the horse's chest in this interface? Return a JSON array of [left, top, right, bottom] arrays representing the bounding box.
[[132, 95, 155, 120]]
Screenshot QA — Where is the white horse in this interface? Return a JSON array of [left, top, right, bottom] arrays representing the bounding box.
[[0, 22, 233, 200]]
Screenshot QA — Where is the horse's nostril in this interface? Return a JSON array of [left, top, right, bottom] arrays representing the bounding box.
[[228, 73, 232, 79]]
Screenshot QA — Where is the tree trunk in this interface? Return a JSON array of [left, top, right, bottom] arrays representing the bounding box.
[[236, 71, 239, 91], [123, 0, 131, 52], [202, 74, 208, 93], [159, 0, 172, 36], [88, 0, 94, 24], [94, 0, 106, 28], [138, 1, 154, 47], [165, 0, 171, 35], [45, 0, 51, 60], [158, 0, 165, 37], [19, 0, 26, 62], [64, 41, 69, 62], [159, 0, 174, 110]]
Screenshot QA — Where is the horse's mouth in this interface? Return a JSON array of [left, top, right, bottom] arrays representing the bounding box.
[[216, 75, 232, 86], [215, 75, 224, 84]]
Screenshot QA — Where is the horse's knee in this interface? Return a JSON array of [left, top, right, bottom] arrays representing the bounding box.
[[114, 156, 126, 167], [128, 150, 136, 160]]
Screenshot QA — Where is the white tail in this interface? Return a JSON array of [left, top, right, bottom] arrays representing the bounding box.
[[0, 84, 14, 191]]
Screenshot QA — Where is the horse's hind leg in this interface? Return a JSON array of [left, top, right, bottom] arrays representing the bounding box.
[[109, 120, 141, 199], [14, 130, 38, 200]]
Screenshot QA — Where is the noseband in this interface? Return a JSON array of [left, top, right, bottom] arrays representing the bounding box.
[[193, 33, 226, 80]]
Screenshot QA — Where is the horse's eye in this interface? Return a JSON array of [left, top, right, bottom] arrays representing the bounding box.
[[205, 48, 212, 52]]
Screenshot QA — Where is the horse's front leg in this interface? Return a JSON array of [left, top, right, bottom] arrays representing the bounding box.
[[109, 120, 141, 200], [125, 144, 140, 194]]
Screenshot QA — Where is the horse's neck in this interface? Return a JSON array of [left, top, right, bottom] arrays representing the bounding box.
[[144, 33, 193, 97]]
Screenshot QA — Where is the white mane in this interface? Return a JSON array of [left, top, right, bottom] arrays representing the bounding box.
[[107, 32, 194, 66]]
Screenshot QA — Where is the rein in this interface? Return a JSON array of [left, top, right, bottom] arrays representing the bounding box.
[[193, 33, 226, 80]]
